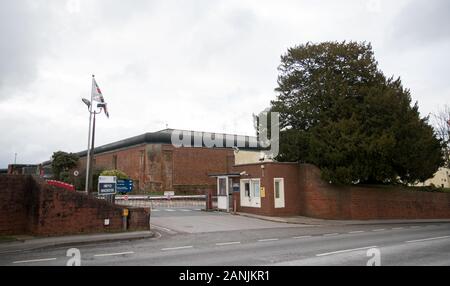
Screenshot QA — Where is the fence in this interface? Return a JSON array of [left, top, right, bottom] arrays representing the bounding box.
[[113, 195, 207, 209]]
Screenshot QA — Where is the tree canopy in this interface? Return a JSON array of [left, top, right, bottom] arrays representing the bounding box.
[[100, 170, 130, 180], [271, 41, 444, 185], [51, 151, 79, 181]]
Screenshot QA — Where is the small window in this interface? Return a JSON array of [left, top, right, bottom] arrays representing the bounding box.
[[113, 155, 118, 169], [244, 182, 250, 197], [275, 181, 281, 199], [218, 178, 227, 196], [252, 180, 260, 198]]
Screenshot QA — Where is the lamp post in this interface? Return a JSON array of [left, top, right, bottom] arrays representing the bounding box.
[[82, 98, 92, 194], [82, 98, 104, 194], [82, 75, 108, 194]]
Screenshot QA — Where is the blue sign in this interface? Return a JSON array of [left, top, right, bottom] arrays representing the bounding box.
[[117, 179, 133, 193]]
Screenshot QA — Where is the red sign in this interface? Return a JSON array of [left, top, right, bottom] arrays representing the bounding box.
[[46, 180, 75, 192]]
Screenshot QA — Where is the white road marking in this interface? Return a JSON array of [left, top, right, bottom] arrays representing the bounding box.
[[216, 242, 241, 246], [13, 258, 57, 264], [161, 246, 193, 251], [323, 233, 340, 237], [165, 209, 176, 212], [392, 227, 404, 230], [258, 238, 279, 242], [151, 209, 160, 212], [349, 231, 365, 234], [293, 236, 312, 239], [150, 224, 177, 234], [94, 251, 134, 257], [409, 226, 421, 229], [406, 236, 450, 244], [316, 246, 378, 257], [372, 229, 385, 232], [180, 209, 192, 212], [194, 209, 202, 211]]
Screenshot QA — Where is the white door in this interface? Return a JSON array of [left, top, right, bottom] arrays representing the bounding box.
[[217, 177, 229, 211], [251, 179, 261, 208], [274, 178, 285, 208]]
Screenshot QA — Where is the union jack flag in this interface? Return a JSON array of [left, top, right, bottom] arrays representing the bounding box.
[[91, 76, 109, 118]]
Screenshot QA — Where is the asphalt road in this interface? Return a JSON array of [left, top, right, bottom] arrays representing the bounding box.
[[1, 207, 450, 266]]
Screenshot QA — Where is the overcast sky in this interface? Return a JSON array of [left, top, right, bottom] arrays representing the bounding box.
[[0, 0, 449, 168]]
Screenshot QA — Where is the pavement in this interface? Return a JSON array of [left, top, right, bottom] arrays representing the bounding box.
[[0, 231, 155, 254], [235, 212, 450, 226]]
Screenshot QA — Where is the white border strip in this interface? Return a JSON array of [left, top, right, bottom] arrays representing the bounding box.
[[316, 246, 377, 257]]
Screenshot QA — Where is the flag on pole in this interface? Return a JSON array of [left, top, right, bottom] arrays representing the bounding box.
[[91, 76, 110, 118]]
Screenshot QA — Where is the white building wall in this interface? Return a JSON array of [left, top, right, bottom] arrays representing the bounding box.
[[417, 168, 450, 188]]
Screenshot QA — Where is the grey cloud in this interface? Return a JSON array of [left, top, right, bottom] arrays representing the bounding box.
[[0, 2, 42, 94], [391, 0, 450, 46]]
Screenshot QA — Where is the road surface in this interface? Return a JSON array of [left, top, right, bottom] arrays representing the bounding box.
[[1, 207, 449, 266]]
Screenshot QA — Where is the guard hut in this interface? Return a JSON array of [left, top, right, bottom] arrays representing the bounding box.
[[211, 162, 302, 217], [208, 173, 241, 212]]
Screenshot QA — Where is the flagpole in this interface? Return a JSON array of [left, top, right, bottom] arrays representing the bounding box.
[[84, 75, 95, 194], [88, 110, 97, 194]]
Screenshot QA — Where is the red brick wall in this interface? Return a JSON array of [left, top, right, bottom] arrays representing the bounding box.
[[299, 164, 450, 220], [231, 163, 450, 219], [0, 176, 33, 235], [78, 144, 235, 194], [78, 144, 148, 191], [232, 163, 301, 217], [172, 147, 234, 187], [0, 175, 150, 236]]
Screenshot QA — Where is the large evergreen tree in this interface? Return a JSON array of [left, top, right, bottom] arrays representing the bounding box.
[[272, 41, 443, 185]]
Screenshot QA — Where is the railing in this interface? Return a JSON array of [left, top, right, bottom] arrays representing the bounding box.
[[114, 195, 207, 208]]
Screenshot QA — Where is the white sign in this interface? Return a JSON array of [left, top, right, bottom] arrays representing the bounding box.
[[98, 176, 117, 195], [164, 191, 175, 198]]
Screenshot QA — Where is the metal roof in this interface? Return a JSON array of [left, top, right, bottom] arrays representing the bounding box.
[[42, 129, 264, 165]]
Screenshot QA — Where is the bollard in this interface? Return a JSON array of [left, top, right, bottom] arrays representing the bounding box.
[[206, 192, 213, 211], [122, 208, 129, 231]]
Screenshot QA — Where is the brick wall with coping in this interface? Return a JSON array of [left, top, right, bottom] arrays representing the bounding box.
[[232, 163, 450, 219], [0, 175, 150, 236], [298, 164, 450, 220]]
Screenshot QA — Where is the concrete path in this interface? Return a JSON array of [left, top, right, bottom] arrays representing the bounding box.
[[150, 207, 312, 234], [236, 212, 450, 226]]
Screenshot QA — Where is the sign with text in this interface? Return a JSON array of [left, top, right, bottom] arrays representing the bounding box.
[[98, 176, 117, 195], [164, 191, 175, 198], [117, 179, 133, 193]]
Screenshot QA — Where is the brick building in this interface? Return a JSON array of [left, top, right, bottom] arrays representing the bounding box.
[[211, 162, 450, 220], [70, 129, 263, 194]]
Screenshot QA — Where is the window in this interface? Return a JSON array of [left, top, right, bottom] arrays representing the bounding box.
[[113, 155, 117, 169], [218, 178, 227, 196], [252, 180, 260, 198], [139, 150, 145, 174], [275, 181, 281, 199], [244, 182, 250, 197]]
